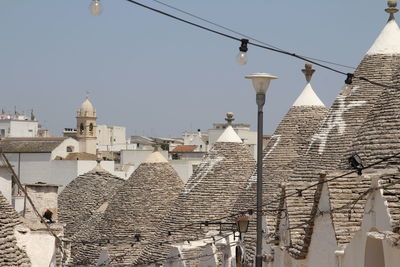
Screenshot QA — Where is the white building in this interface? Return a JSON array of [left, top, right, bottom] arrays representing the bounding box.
[[97, 124, 127, 150], [183, 129, 209, 152], [0, 112, 38, 138], [0, 137, 124, 206]]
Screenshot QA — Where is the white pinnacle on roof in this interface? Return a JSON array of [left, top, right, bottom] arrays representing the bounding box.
[[292, 83, 325, 107], [292, 63, 325, 107], [144, 151, 168, 163], [216, 126, 243, 143], [367, 2, 400, 55]]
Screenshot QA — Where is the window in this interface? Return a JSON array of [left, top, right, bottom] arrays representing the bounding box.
[[80, 123, 84, 134], [66, 146, 74, 152], [89, 123, 94, 135]]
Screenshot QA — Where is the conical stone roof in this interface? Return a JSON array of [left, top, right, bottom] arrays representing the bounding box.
[[284, 7, 400, 259], [342, 71, 400, 167], [69, 152, 184, 265], [0, 192, 30, 267], [233, 64, 328, 265], [58, 165, 124, 239], [136, 128, 256, 265]]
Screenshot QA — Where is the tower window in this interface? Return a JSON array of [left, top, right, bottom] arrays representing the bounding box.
[[80, 123, 84, 134], [89, 123, 94, 135]]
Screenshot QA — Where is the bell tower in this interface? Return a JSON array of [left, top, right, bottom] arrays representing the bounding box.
[[76, 97, 97, 155]]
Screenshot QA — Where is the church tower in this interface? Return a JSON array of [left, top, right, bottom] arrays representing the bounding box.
[[76, 97, 97, 155]]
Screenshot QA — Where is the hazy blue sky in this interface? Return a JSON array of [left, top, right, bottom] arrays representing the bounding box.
[[0, 1, 390, 137]]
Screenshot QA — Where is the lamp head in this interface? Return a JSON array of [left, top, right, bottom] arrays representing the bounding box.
[[236, 215, 250, 234], [245, 73, 278, 94]]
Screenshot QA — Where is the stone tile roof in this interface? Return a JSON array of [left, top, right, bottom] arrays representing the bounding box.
[[68, 208, 107, 266], [0, 192, 30, 267], [377, 171, 400, 230], [130, 136, 155, 146], [0, 137, 67, 153], [136, 141, 256, 265], [322, 168, 400, 250], [325, 171, 371, 248], [232, 105, 327, 264], [340, 68, 400, 168], [64, 152, 98, 160], [284, 42, 400, 258], [69, 154, 183, 265], [172, 145, 197, 152], [58, 165, 124, 239]]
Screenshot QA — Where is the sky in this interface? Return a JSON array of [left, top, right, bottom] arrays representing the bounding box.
[[0, 0, 391, 137]]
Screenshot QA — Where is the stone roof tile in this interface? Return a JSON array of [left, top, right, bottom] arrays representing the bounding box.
[[69, 156, 183, 265], [285, 52, 400, 258], [0, 137, 67, 153], [58, 167, 124, 239], [232, 104, 327, 264], [0, 192, 31, 267], [136, 141, 256, 265]]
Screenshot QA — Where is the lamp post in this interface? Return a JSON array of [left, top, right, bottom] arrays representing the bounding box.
[[245, 73, 278, 267]]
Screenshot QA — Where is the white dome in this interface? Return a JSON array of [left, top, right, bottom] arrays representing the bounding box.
[[80, 98, 95, 114]]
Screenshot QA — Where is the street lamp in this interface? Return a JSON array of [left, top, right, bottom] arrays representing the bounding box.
[[245, 73, 278, 267], [235, 215, 250, 235]]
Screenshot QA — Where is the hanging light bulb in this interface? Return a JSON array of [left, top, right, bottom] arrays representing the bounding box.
[[236, 39, 249, 65], [90, 0, 102, 16]]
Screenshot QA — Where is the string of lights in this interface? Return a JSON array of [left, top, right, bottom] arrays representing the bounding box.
[[58, 154, 400, 267], [148, 0, 356, 69], [102, 233, 235, 266], [155, 152, 400, 240], [136, 174, 400, 265], [274, 175, 400, 236], [117, 0, 400, 91], [64, 153, 400, 250]]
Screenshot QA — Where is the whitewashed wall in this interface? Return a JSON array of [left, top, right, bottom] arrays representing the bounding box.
[[14, 225, 57, 267], [274, 184, 337, 267], [340, 187, 400, 267], [2, 153, 119, 192], [120, 149, 168, 168], [169, 159, 201, 183], [97, 125, 126, 146], [51, 138, 79, 159], [0, 169, 12, 204]]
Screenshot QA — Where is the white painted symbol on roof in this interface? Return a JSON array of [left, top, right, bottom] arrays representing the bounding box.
[[307, 94, 366, 154], [184, 154, 225, 194]]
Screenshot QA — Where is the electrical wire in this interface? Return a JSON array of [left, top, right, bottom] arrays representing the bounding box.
[[102, 233, 236, 266], [123, 0, 400, 91], [149, 0, 356, 70], [67, 153, 400, 248], [0, 153, 65, 256], [61, 152, 400, 266]]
